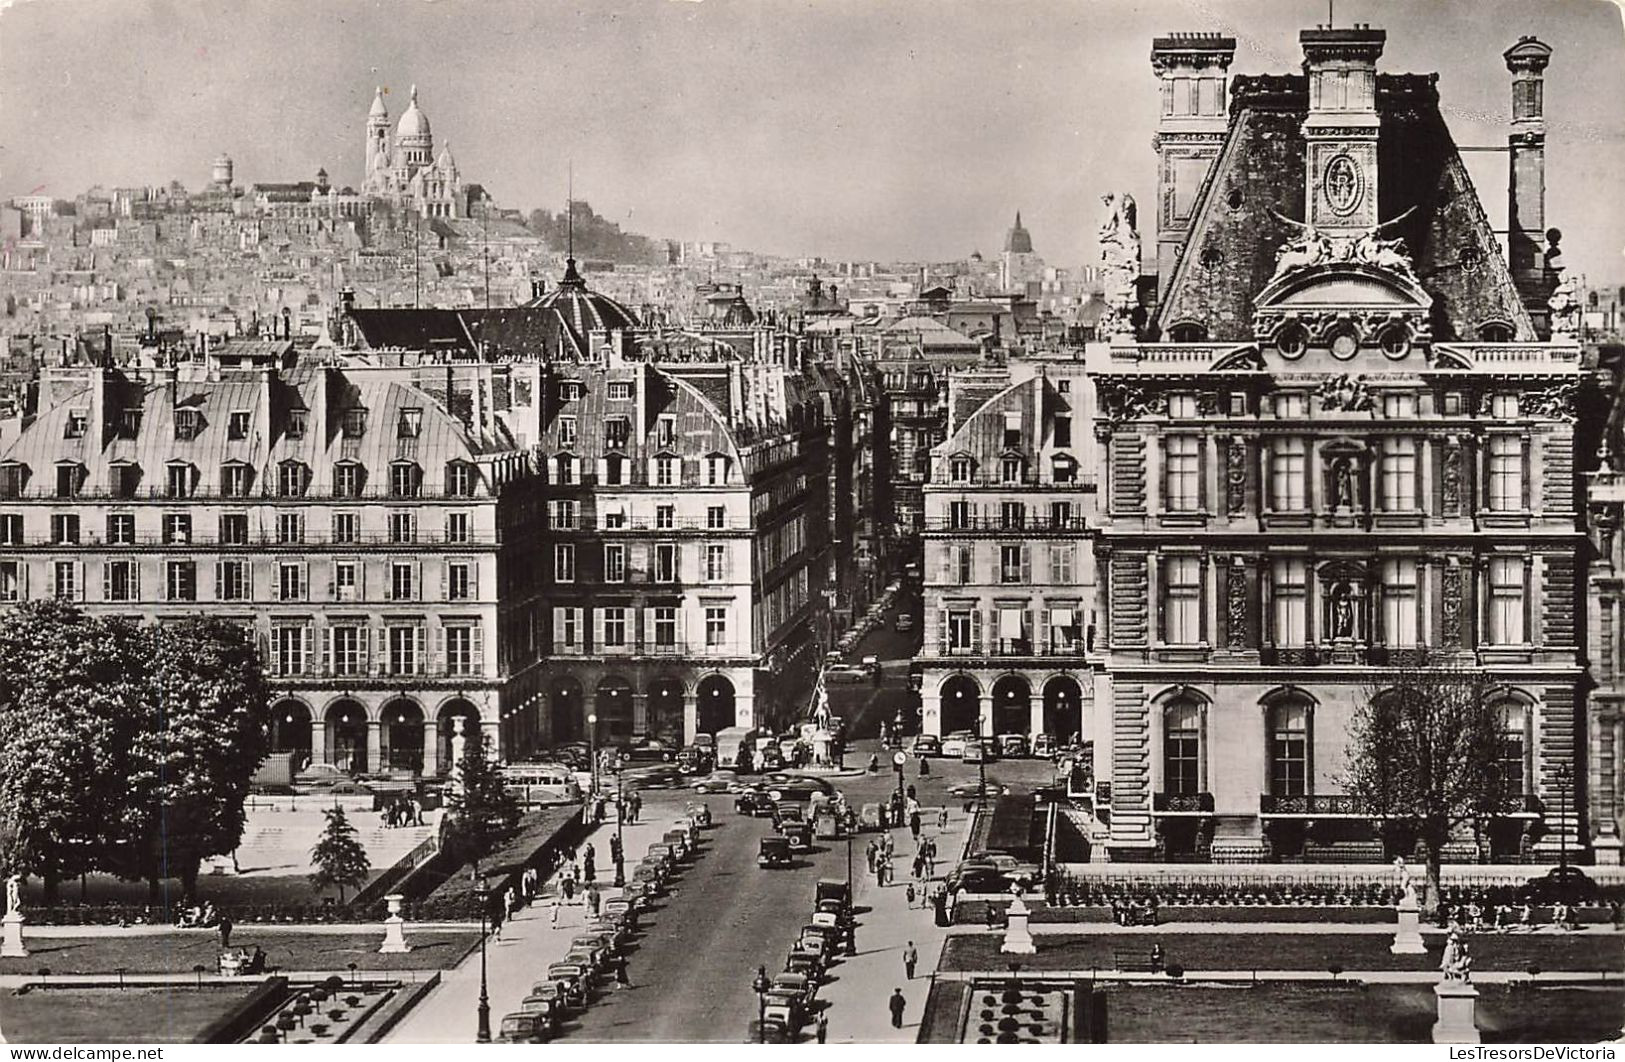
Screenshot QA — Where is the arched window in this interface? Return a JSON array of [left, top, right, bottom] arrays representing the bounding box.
[[1477, 322, 1515, 343], [1163, 699, 1203, 796], [1494, 699, 1528, 799], [1168, 323, 1209, 343], [1268, 698, 1312, 797]]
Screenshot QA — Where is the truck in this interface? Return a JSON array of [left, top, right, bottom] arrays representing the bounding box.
[[713, 726, 759, 772]]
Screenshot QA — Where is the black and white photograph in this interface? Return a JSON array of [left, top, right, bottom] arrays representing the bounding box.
[[0, 0, 1623, 1048]]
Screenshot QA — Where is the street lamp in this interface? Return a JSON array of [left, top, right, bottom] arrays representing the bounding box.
[[892, 749, 907, 808], [1555, 762, 1573, 875], [587, 712, 599, 797], [474, 870, 491, 1044], [751, 964, 771, 1044], [974, 713, 988, 814], [613, 762, 627, 887]]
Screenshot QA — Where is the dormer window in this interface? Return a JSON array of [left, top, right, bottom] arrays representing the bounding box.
[[1478, 322, 1515, 343], [1003, 411, 1022, 448], [110, 462, 139, 499], [333, 461, 365, 499], [286, 409, 308, 439], [561, 382, 584, 403], [605, 453, 626, 485], [657, 416, 677, 449], [605, 418, 630, 450], [342, 408, 368, 438], [397, 407, 422, 438], [1001, 456, 1022, 484], [220, 462, 252, 498], [228, 410, 251, 440], [65, 410, 88, 439], [555, 454, 577, 485], [165, 462, 194, 499], [117, 408, 142, 439], [655, 455, 678, 488], [705, 454, 730, 486], [1051, 456, 1077, 484], [277, 460, 309, 498], [559, 416, 578, 448], [174, 408, 201, 441], [55, 462, 82, 499], [389, 461, 421, 498], [0, 463, 25, 499], [445, 461, 477, 497], [950, 457, 972, 484], [608, 381, 633, 401]]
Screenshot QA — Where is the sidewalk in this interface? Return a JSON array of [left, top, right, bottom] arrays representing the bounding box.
[[382, 812, 676, 1044], [817, 808, 971, 1045]]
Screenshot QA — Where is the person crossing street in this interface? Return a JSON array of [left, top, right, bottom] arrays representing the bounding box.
[[903, 941, 918, 980]]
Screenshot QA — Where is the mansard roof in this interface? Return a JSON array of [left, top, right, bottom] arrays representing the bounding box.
[[1154, 72, 1534, 343]]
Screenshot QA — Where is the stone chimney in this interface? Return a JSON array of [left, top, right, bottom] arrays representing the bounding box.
[[1299, 25, 1386, 239], [1149, 32, 1236, 297], [1504, 36, 1554, 318]]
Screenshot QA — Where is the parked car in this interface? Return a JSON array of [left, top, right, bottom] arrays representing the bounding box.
[[911, 734, 942, 758], [545, 964, 591, 1009], [773, 971, 818, 1011], [759, 745, 786, 771], [1031, 734, 1058, 759], [895, 613, 916, 632], [945, 865, 1020, 896], [782, 820, 814, 852], [963, 741, 987, 765], [958, 854, 1041, 886], [736, 790, 777, 817], [1524, 865, 1598, 904], [949, 781, 1010, 802], [498, 1011, 553, 1043], [623, 739, 677, 764], [825, 663, 870, 683], [758, 835, 794, 868], [676, 746, 713, 774], [940, 731, 975, 758], [998, 733, 1029, 759]]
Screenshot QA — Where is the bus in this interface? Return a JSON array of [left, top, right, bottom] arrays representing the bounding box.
[[713, 726, 759, 772], [500, 763, 583, 806]]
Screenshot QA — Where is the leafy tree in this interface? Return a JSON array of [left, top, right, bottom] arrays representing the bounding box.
[[443, 730, 520, 862], [1344, 654, 1511, 913], [117, 617, 273, 904], [0, 603, 147, 902], [309, 806, 370, 903]]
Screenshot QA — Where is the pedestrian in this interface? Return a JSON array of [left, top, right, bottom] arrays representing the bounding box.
[[562, 873, 576, 903], [551, 892, 562, 925], [584, 852, 596, 882], [909, 811, 922, 842], [866, 841, 878, 874], [587, 884, 600, 918], [903, 941, 918, 979], [816, 1012, 828, 1044], [888, 988, 906, 1028], [938, 807, 949, 830], [218, 914, 233, 950], [906, 882, 918, 908], [986, 903, 999, 930], [615, 952, 631, 987]]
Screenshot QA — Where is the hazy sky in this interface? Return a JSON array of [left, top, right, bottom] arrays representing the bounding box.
[[3, 0, 1623, 273]]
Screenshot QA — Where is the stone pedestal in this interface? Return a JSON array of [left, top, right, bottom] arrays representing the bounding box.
[[1391, 896, 1426, 954], [1001, 897, 1036, 955], [378, 893, 411, 954], [1, 911, 26, 959], [1432, 980, 1481, 1044]]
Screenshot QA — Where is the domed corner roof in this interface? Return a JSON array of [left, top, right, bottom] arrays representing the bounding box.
[[369, 86, 389, 119], [529, 258, 640, 337], [396, 85, 431, 139]]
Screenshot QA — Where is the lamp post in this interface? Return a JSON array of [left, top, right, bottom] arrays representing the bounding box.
[[751, 964, 771, 1043], [974, 714, 988, 814], [1555, 762, 1573, 875], [588, 712, 599, 798], [614, 762, 627, 887], [892, 750, 907, 808], [474, 871, 491, 1044]]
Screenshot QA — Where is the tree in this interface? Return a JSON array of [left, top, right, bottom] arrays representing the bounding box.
[[1344, 654, 1512, 913], [443, 730, 520, 862], [309, 806, 370, 903], [118, 618, 273, 904]]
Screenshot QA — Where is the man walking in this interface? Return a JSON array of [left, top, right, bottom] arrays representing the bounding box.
[[903, 941, 918, 980], [888, 988, 906, 1029], [218, 914, 233, 950], [816, 1012, 828, 1043]]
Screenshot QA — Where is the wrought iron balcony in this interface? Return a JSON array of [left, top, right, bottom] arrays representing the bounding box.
[[1153, 791, 1214, 814], [1259, 794, 1365, 816]]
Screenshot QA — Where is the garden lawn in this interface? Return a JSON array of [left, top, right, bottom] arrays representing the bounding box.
[[0, 930, 478, 976], [942, 931, 1625, 975], [0, 985, 260, 1044]]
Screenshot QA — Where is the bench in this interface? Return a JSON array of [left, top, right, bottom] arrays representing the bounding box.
[[1112, 948, 1158, 973]]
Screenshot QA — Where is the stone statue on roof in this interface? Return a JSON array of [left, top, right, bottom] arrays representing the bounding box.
[[1098, 193, 1142, 336]]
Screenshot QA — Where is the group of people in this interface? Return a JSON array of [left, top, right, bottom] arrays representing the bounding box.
[[1109, 895, 1160, 927], [380, 795, 425, 828], [177, 901, 222, 929], [1438, 900, 1589, 932]]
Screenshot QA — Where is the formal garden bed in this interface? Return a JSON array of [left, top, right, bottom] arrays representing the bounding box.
[[0, 984, 263, 1044], [0, 930, 478, 975]]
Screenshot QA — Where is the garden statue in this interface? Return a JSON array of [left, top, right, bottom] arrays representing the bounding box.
[[1439, 927, 1472, 982]]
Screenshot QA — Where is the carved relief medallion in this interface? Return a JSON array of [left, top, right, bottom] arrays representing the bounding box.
[[1323, 154, 1363, 217]]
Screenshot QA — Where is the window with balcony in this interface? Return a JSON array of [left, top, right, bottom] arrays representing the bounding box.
[[1269, 438, 1307, 511], [333, 561, 358, 601], [1048, 606, 1080, 653], [656, 505, 675, 530], [555, 544, 575, 583], [219, 513, 247, 545], [1488, 556, 1526, 644], [388, 511, 416, 543], [446, 511, 471, 543], [654, 607, 677, 648], [1382, 559, 1419, 647], [707, 506, 726, 530], [446, 462, 476, 497], [549, 500, 578, 530], [166, 463, 193, 499], [950, 457, 972, 484], [331, 626, 364, 676], [333, 462, 364, 499], [388, 625, 420, 675], [1161, 555, 1203, 644], [160, 513, 190, 545], [275, 512, 304, 544], [1000, 501, 1025, 529], [445, 624, 479, 676], [52, 513, 80, 545], [1271, 559, 1308, 646], [656, 543, 678, 583], [55, 463, 81, 499], [947, 609, 974, 652], [221, 462, 252, 498], [953, 545, 974, 585], [446, 561, 473, 601], [705, 606, 727, 648], [1163, 436, 1201, 512], [604, 544, 627, 583], [228, 410, 251, 440], [333, 512, 360, 544], [3, 561, 23, 602], [390, 562, 415, 601], [949, 501, 972, 530], [1051, 501, 1073, 529], [273, 626, 307, 677], [389, 462, 421, 498], [105, 560, 138, 602], [1268, 700, 1311, 797], [277, 562, 305, 602], [53, 561, 78, 601], [166, 560, 197, 601], [999, 544, 1025, 584], [603, 509, 626, 530], [603, 607, 629, 648], [110, 463, 139, 499], [706, 545, 727, 582], [1163, 700, 1203, 796], [217, 559, 247, 601], [277, 461, 308, 498], [0, 513, 21, 546], [1379, 437, 1418, 511], [1487, 435, 1524, 511], [996, 606, 1029, 653], [1049, 543, 1075, 584]]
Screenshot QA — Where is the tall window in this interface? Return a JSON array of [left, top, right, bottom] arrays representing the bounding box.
[[221, 463, 251, 498], [948, 610, 973, 651], [333, 561, 359, 601], [166, 464, 192, 499], [166, 560, 197, 601], [656, 505, 675, 530], [277, 562, 305, 602], [1048, 606, 1078, 653], [0, 514, 20, 546], [1270, 438, 1306, 511], [333, 512, 360, 544], [105, 560, 138, 602], [559, 416, 578, 447], [1268, 700, 1311, 797], [655, 457, 677, 487], [1487, 435, 1523, 511], [275, 512, 304, 544], [705, 545, 727, 582], [1000, 501, 1025, 529], [1051, 501, 1073, 528], [106, 513, 134, 546], [0, 561, 20, 602], [445, 625, 477, 676], [446, 561, 472, 601], [53, 560, 77, 601], [389, 463, 420, 498], [446, 462, 476, 497], [997, 606, 1028, 653], [554, 544, 575, 583], [217, 560, 247, 600], [550, 500, 579, 530], [604, 545, 626, 583], [603, 608, 628, 648], [1382, 559, 1419, 647], [955, 545, 974, 585], [446, 511, 471, 543], [656, 544, 678, 583], [1049, 543, 1074, 583], [1495, 701, 1527, 799], [706, 456, 729, 485], [555, 455, 577, 485], [160, 513, 189, 544], [277, 461, 307, 497], [948, 501, 971, 530], [704, 606, 727, 648], [55, 464, 81, 498], [388, 625, 420, 675], [273, 626, 307, 677], [1164, 436, 1201, 511], [1053, 414, 1072, 448], [1162, 556, 1203, 644], [332, 626, 365, 676], [1001, 456, 1022, 484], [1271, 559, 1308, 646], [110, 463, 139, 499], [950, 458, 972, 484], [1163, 700, 1202, 796], [653, 607, 678, 648], [1488, 556, 1526, 644], [334, 462, 364, 498], [707, 506, 726, 530], [604, 418, 629, 450], [999, 544, 1023, 584], [218, 513, 247, 545], [53, 513, 81, 544], [1380, 437, 1418, 511], [388, 511, 416, 543]]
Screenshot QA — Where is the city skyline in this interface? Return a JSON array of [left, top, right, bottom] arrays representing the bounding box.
[[3, 0, 1624, 271]]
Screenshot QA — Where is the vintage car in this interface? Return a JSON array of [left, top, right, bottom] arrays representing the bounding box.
[[516, 994, 563, 1031], [784, 948, 824, 981], [736, 790, 777, 817], [584, 920, 628, 950], [525, 981, 575, 1017], [498, 1011, 553, 1043], [911, 734, 942, 758], [685, 800, 714, 827], [602, 897, 640, 927], [569, 936, 612, 970], [813, 808, 844, 841], [775, 802, 807, 827], [545, 963, 591, 1008], [661, 829, 692, 859], [763, 990, 807, 1035], [759, 745, 786, 771], [676, 745, 713, 775], [782, 820, 814, 852], [859, 802, 884, 831], [632, 864, 667, 895], [1031, 734, 1059, 759], [772, 971, 818, 1011], [815, 879, 851, 914], [647, 842, 681, 867], [563, 947, 605, 977], [939, 730, 976, 758], [758, 835, 794, 868], [998, 733, 1029, 759], [747, 1015, 794, 1044]]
